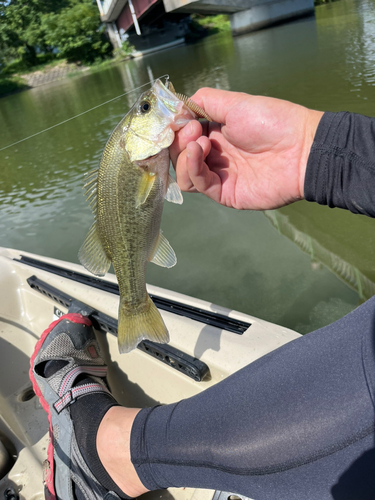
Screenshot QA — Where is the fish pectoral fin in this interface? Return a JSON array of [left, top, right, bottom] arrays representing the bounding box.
[[165, 174, 183, 204], [83, 168, 99, 215], [150, 231, 177, 268], [136, 171, 156, 208], [78, 222, 111, 277]]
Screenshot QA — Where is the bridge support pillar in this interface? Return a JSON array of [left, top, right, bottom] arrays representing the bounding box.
[[229, 0, 314, 35]]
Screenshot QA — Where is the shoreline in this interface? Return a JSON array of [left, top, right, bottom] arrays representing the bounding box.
[[0, 55, 132, 99]]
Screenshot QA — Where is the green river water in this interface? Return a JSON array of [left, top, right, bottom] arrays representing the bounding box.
[[1, 0, 375, 335]]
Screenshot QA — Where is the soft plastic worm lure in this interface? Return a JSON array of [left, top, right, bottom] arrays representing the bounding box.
[[167, 82, 212, 122]]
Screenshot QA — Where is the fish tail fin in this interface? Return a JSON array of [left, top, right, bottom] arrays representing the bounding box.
[[118, 295, 170, 354]]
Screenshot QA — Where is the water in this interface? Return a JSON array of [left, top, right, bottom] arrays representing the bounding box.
[[1, 0, 375, 334]]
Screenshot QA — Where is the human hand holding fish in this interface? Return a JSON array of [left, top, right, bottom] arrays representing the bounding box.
[[171, 88, 324, 211], [79, 79, 210, 354]]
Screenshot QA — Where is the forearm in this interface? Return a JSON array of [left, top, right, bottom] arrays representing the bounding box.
[[304, 111, 375, 217]]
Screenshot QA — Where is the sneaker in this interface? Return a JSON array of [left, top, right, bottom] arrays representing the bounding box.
[[29, 313, 120, 500]]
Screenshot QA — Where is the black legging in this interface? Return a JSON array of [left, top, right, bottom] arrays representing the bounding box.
[[130, 296, 375, 500]]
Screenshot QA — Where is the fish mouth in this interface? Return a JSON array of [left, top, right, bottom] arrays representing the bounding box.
[[164, 79, 212, 123], [153, 79, 196, 132], [171, 109, 196, 131]]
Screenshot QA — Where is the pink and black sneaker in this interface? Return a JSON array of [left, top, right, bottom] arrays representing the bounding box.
[[29, 313, 121, 500]]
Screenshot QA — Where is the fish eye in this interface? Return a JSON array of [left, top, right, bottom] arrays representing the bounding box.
[[140, 100, 151, 114]]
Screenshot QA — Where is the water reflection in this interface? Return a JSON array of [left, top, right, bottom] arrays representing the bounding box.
[[265, 204, 375, 301]]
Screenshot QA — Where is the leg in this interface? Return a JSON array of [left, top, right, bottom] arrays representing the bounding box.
[[100, 297, 375, 500], [97, 407, 146, 497], [32, 298, 375, 500]]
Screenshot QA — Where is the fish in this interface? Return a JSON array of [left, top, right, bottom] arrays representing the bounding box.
[[78, 78, 211, 353]]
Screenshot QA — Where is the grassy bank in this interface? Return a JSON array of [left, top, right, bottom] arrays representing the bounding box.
[[187, 13, 230, 41], [0, 48, 133, 97], [0, 75, 28, 97], [191, 14, 231, 33]]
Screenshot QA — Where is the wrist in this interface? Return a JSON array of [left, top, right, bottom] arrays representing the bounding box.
[[299, 109, 324, 199]]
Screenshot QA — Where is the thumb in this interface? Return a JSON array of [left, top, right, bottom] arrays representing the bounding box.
[[190, 87, 246, 126]]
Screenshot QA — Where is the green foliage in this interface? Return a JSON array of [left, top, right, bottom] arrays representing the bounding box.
[[0, 0, 112, 70], [186, 14, 230, 42], [2, 53, 58, 75], [113, 40, 135, 59], [121, 40, 134, 56], [0, 75, 27, 96], [42, 0, 112, 63], [0, 0, 67, 67], [191, 14, 231, 34]]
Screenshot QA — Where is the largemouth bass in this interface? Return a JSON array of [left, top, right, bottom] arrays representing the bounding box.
[[79, 79, 210, 353]]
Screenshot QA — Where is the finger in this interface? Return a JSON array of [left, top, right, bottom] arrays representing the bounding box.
[[170, 120, 202, 166], [189, 88, 245, 125], [186, 142, 222, 203], [196, 135, 212, 158], [175, 136, 211, 192], [175, 149, 195, 191]]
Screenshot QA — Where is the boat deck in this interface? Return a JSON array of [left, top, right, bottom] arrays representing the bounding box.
[[0, 247, 300, 500]]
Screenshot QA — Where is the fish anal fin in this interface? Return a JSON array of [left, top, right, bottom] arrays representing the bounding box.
[[150, 231, 177, 268], [165, 175, 183, 204], [136, 171, 156, 208], [78, 222, 111, 277]]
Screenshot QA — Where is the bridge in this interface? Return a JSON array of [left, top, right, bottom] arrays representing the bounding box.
[[96, 0, 314, 51]]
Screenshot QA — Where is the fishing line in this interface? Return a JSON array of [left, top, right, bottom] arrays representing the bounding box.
[[0, 74, 169, 153]]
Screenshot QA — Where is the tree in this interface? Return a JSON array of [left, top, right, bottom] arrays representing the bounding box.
[[0, 0, 67, 67], [42, 0, 112, 64], [0, 0, 111, 69]]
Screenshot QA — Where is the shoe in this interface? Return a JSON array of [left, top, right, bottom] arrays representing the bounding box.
[[29, 313, 120, 500]]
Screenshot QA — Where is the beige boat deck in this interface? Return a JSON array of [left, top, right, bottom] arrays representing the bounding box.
[[0, 247, 299, 500]]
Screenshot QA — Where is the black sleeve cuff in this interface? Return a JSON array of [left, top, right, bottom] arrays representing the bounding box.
[[304, 111, 375, 217]]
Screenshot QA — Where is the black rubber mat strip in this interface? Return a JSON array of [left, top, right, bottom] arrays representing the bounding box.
[[16, 255, 250, 334], [27, 275, 210, 382]]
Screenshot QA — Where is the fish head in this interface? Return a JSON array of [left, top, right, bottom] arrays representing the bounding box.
[[121, 79, 195, 162]]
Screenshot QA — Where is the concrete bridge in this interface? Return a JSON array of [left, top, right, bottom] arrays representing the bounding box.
[[97, 0, 314, 49]]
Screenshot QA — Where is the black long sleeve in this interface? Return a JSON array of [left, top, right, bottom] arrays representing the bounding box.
[[304, 111, 375, 217]]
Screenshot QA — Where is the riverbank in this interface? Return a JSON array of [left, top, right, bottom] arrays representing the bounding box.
[[0, 14, 230, 99], [0, 60, 83, 97], [0, 56, 134, 98]]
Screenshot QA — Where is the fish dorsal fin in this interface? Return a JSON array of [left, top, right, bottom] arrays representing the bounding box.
[[150, 231, 177, 268], [78, 222, 111, 277], [136, 171, 156, 208], [83, 168, 99, 215], [165, 175, 183, 204]]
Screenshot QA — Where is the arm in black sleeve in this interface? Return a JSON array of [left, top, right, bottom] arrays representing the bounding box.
[[304, 111, 375, 217]]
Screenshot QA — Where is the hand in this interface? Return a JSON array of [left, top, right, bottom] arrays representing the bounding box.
[[170, 88, 323, 210]]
